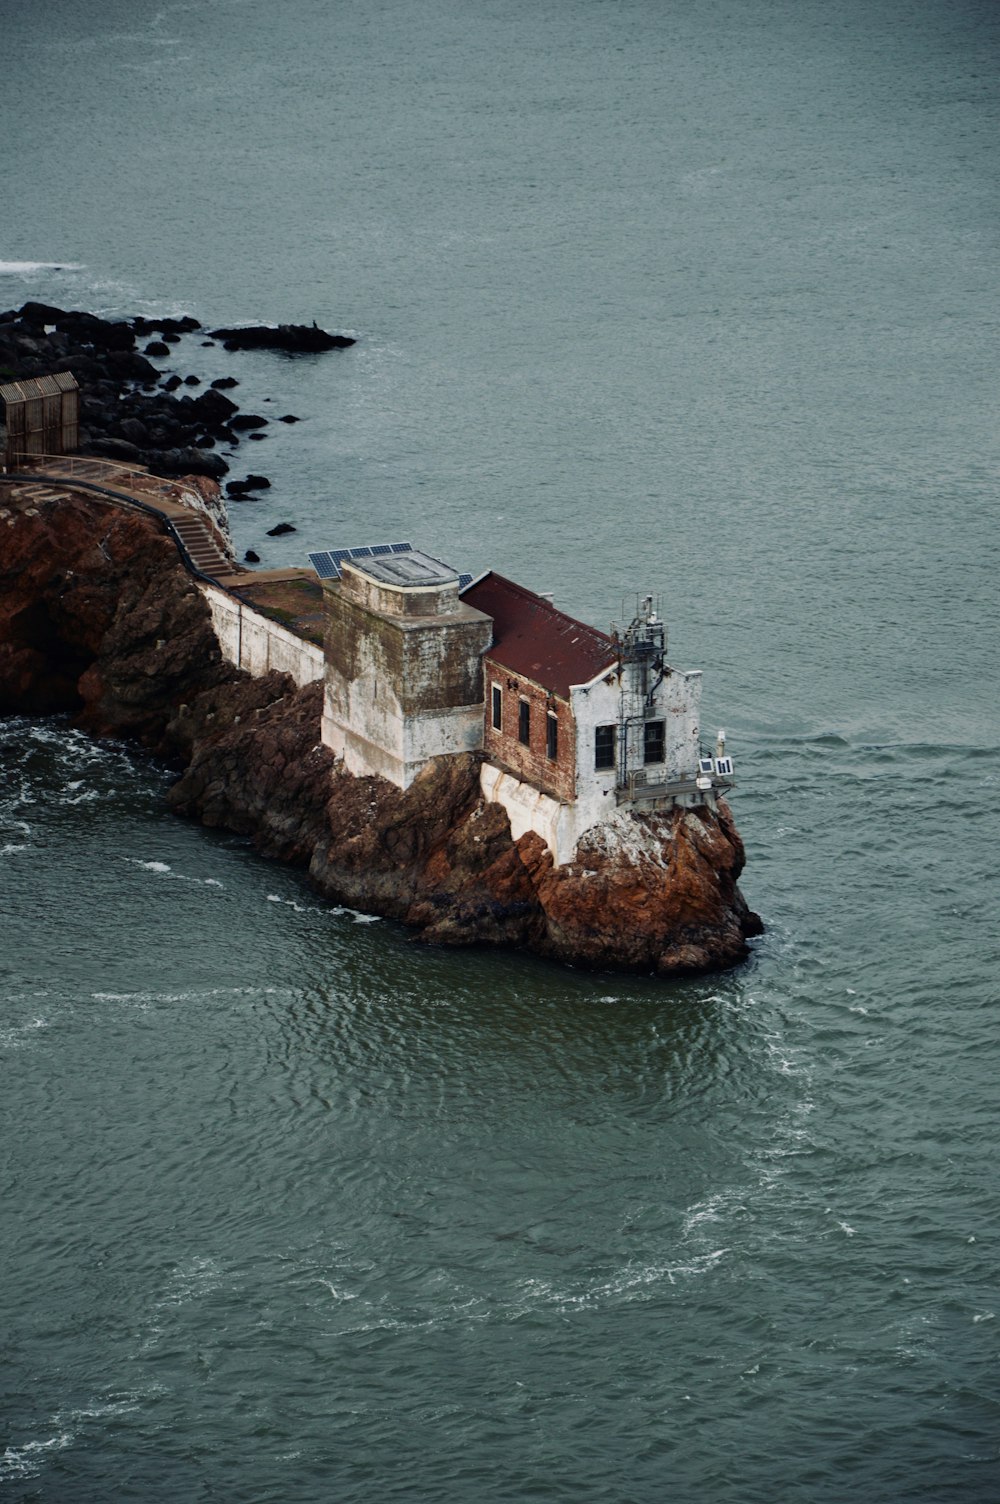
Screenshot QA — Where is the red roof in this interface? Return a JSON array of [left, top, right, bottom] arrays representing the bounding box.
[[462, 572, 618, 700]]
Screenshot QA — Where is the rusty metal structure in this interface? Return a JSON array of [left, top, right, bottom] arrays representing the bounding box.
[[0, 372, 79, 467]]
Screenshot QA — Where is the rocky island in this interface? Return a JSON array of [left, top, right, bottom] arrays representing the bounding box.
[[0, 303, 761, 977]]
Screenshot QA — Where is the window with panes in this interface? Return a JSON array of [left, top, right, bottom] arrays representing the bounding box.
[[595, 723, 616, 771], [546, 712, 558, 760], [643, 719, 665, 765]]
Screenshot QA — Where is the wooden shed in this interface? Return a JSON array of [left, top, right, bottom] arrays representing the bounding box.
[[0, 372, 80, 466]]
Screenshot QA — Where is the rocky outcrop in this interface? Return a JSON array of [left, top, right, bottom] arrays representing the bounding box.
[[0, 484, 232, 741], [209, 323, 355, 353], [0, 483, 762, 975], [0, 302, 355, 482]]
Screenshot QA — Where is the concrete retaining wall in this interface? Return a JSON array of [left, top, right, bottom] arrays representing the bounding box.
[[200, 583, 324, 689]]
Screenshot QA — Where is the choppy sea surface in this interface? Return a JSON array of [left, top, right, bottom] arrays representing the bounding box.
[[3, 1, 1000, 1499]]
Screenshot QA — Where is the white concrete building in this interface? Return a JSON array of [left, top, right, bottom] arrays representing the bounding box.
[[312, 548, 731, 867], [320, 549, 492, 789]]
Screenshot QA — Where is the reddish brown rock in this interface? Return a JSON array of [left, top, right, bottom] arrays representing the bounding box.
[[0, 484, 232, 753], [0, 483, 762, 974]]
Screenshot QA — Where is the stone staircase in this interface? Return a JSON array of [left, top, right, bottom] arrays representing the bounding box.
[[161, 507, 235, 577], [2, 456, 244, 583]]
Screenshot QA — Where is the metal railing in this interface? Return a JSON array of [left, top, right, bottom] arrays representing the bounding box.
[[617, 767, 734, 804], [0, 458, 238, 593]]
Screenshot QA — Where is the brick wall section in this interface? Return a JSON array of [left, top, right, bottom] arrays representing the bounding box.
[[482, 657, 577, 802]]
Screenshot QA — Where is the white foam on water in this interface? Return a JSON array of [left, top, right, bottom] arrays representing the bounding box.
[[0, 1433, 73, 1481], [682, 1193, 739, 1237], [1, 1386, 161, 1484], [125, 859, 227, 887], [91, 985, 286, 1006], [60, 787, 99, 806], [0, 1017, 49, 1049], [266, 892, 366, 921], [155, 1254, 225, 1309], [0, 843, 29, 856], [0, 260, 84, 275], [512, 1248, 730, 1315], [317, 1279, 358, 1302], [57, 1397, 141, 1424]]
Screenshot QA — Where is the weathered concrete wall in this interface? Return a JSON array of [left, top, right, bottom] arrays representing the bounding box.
[[340, 559, 461, 618], [200, 583, 324, 689], [569, 670, 625, 836], [617, 667, 703, 783], [482, 659, 577, 802], [480, 762, 577, 866], [322, 580, 492, 789]]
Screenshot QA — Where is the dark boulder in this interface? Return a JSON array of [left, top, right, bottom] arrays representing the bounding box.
[[131, 314, 201, 337], [279, 414, 300, 423], [84, 436, 144, 464], [184, 374, 201, 385], [52, 310, 136, 353], [17, 300, 65, 325], [145, 340, 170, 357], [148, 447, 228, 481], [118, 417, 149, 447], [104, 349, 159, 383], [230, 413, 267, 430], [244, 474, 270, 490], [162, 374, 182, 392], [245, 550, 261, 563], [211, 376, 239, 389], [209, 323, 355, 353], [189, 388, 239, 426], [266, 523, 296, 536]]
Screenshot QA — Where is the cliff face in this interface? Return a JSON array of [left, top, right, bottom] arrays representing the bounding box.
[[0, 484, 231, 737], [0, 484, 762, 975]]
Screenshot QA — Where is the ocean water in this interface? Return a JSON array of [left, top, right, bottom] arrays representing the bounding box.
[[3, 1, 1000, 1499]]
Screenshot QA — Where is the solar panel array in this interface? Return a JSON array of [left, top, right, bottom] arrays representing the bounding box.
[[308, 544, 475, 593], [308, 541, 413, 580]]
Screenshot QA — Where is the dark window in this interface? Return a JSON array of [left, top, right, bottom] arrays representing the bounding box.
[[546, 712, 558, 760], [492, 684, 502, 731], [643, 719, 665, 765], [518, 699, 531, 746], [595, 724, 616, 771]]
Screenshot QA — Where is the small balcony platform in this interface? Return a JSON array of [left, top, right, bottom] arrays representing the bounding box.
[[616, 769, 734, 805]]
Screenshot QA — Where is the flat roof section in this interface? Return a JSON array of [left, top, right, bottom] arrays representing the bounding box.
[[348, 548, 459, 589]]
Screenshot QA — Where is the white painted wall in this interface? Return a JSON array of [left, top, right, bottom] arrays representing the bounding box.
[[323, 671, 484, 789], [480, 763, 581, 867], [200, 583, 324, 689], [569, 671, 624, 840], [614, 667, 703, 782]]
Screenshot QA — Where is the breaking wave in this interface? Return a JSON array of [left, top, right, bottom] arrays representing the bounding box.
[[0, 259, 84, 276]]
